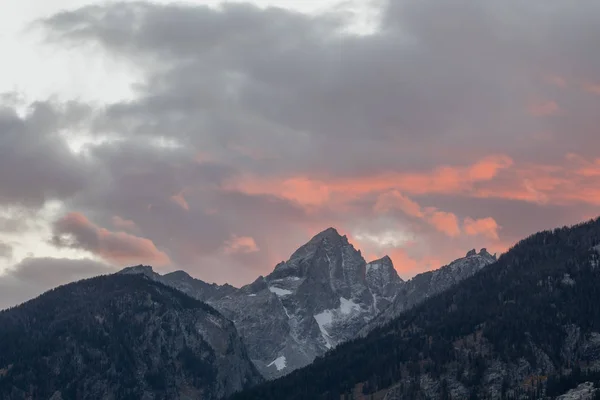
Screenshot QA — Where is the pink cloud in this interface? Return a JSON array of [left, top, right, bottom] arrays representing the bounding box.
[[171, 191, 190, 211], [111, 216, 138, 232], [374, 191, 461, 237], [223, 235, 260, 255], [387, 248, 443, 279], [427, 211, 461, 237], [374, 190, 424, 217], [227, 155, 514, 205], [463, 217, 500, 240], [474, 154, 600, 206], [53, 212, 171, 267], [543, 75, 567, 88], [584, 84, 600, 95], [527, 100, 559, 117]]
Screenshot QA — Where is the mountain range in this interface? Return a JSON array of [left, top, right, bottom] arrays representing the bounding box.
[[232, 218, 600, 400], [2, 220, 600, 399], [120, 227, 495, 379]]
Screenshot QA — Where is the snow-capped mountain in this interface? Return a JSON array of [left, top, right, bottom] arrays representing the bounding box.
[[120, 229, 496, 380], [213, 228, 403, 379], [357, 248, 497, 336]]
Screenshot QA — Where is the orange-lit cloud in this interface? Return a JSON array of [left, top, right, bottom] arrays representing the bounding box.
[[584, 84, 600, 95], [543, 75, 567, 88], [227, 155, 514, 206], [52, 212, 171, 267], [228, 153, 600, 215], [386, 248, 443, 278], [528, 100, 559, 117], [223, 235, 260, 255], [374, 190, 424, 217], [567, 153, 600, 177], [474, 154, 600, 206], [171, 191, 190, 210], [374, 191, 461, 237], [111, 216, 138, 232], [427, 211, 461, 237], [463, 217, 500, 240]]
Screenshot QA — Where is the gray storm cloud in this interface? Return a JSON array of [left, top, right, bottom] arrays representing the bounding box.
[[0, 0, 599, 308]]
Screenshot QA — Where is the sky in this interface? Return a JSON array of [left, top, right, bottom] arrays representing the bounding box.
[[1, 0, 599, 309]]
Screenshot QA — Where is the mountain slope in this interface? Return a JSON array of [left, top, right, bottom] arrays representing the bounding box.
[[0, 274, 262, 400], [359, 248, 496, 336], [231, 218, 600, 400]]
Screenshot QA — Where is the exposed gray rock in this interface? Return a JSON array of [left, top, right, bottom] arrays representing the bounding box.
[[213, 228, 404, 379], [557, 382, 597, 400], [366, 255, 405, 314], [359, 248, 497, 336]]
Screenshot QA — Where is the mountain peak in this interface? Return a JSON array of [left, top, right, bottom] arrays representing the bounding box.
[[465, 248, 497, 261], [370, 255, 393, 265], [309, 227, 345, 243], [479, 248, 496, 260], [282, 227, 350, 266], [119, 265, 156, 277], [164, 270, 192, 280]]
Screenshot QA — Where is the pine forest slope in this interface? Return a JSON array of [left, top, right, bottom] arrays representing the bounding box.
[[0, 274, 263, 400]]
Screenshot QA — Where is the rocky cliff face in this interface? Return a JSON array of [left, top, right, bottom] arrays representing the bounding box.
[[0, 274, 262, 400], [358, 248, 496, 336], [213, 228, 404, 379]]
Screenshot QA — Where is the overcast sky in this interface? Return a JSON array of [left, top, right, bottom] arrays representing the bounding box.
[[1, 0, 599, 310]]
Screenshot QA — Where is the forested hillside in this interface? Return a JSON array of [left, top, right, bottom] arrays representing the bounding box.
[[0, 274, 262, 400]]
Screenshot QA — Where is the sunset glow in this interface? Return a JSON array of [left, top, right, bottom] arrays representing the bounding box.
[[1, 0, 599, 310]]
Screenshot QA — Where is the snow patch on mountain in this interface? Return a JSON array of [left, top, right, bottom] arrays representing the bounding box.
[[269, 287, 293, 296], [314, 310, 334, 349], [340, 297, 361, 315], [268, 356, 287, 371]]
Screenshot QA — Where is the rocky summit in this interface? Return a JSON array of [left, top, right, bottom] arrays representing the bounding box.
[[123, 228, 498, 380], [214, 228, 404, 378]]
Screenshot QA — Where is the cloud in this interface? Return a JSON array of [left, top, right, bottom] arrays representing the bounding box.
[[0, 242, 12, 259], [427, 211, 461, 238], [170, 191, 190, 211], [0, 257, 115, 310], [229, 155, 514, 206], [111, 215, 138, 231], [374, 190, 424, 218], [0, 0, 592, 293], [463, 217, 500, 240], [223, 235, 260, 255], [374, 191, 462, 237], [585, 84, 600, 95], [528, 100, 559, 117], [386, 248, 443, 279], [0, 101, 89, 208], [52, 212, 171, 267]]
